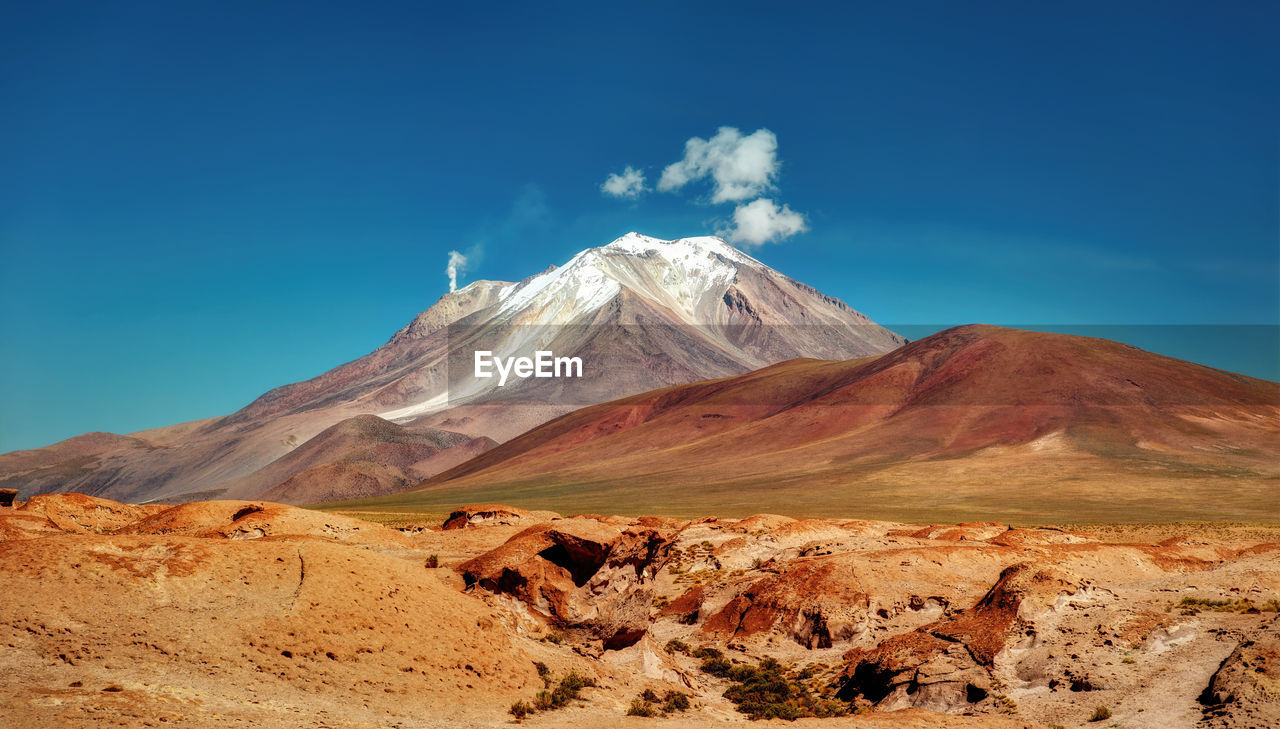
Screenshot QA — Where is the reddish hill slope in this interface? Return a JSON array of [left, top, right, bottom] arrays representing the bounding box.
[[363, 325, 1278, 521], [212, 414, 495, 504]]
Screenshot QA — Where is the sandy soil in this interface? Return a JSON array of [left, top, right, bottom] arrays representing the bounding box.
[[1, 496, 1276, 729]]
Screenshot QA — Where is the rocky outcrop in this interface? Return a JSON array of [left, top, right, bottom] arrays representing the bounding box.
[[2, 498, 1278, 728], [457, 517, 673, 649], [837, 564, 1095, 712], [1200, 617, 1280, 728], [113, 500, 412, 548], [441, 504, 559, 530], [701, 557, 871, 648], [890, 523, 1008, 542], [658, 584, 706, 624], [840, 629, 992, 712], [18, 493, 168, 534], [703, 515, 867, 570], [0, 493, 170, 542], [0, 511, 63, 541]]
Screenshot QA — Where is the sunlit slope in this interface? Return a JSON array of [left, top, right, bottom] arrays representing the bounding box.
[[329, 325, 1279, 522]]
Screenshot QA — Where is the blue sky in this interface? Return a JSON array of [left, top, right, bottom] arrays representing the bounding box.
[[1, 1, 1276, 451]]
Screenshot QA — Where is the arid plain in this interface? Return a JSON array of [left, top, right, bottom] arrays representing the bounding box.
[[2, 494, 1276, 729]]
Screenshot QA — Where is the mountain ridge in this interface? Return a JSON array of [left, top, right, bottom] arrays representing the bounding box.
[[0, 232, 902, 505], [352, 324, 1279, 522]]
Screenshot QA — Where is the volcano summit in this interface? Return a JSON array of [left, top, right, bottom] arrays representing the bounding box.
[[0, 233, 902, 505]]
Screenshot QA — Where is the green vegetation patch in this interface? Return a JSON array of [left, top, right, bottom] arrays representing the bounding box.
[[509, 670, 597, 722], [664, 638, 690, 655], [626, 689, 691, 717], [701, 654, 847, 721], [1174, 596, 1280, 614]]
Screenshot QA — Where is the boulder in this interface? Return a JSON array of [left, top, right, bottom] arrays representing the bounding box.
[[441, 503, 559, 530], [837, 563, 1094, 711], [893, 523, 1008, 542], [702, 557, 870, 648], [457, 516, 673, 649], [1200, 616, 1280, 728]]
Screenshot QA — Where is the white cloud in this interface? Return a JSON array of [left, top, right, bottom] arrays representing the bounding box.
[[445, 250, 468, 292], [601, 166, 646, 199], [594, 127, 809, 247], [719, 198, 808, 247], [658, 127, 778, 203]]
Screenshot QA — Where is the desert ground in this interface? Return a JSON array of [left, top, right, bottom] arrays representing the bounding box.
[[1, 494, 1277, 729]]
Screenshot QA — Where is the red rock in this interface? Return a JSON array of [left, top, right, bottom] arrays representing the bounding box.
[[659, 584, 706, 624], [837, 564, 1093, 711], [701, 557, 870, 648], [458, 517, 673, 648], [441, 504, 558, 530]]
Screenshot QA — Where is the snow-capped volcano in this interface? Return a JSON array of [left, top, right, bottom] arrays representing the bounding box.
[[486, 233, 754, 324], [376, 232, 901, 420], [398, 232, 893, 341], [397, 233, 759, 334], [0, 233, 902, 505]]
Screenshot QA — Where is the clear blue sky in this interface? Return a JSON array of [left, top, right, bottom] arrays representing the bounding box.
[[2, 1, 1276, 451]]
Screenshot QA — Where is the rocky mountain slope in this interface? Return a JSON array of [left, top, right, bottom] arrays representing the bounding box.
[[378, 324, 1279, 522], [0, 233, 901, 505]]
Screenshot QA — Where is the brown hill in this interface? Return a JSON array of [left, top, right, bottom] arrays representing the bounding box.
[[369, 325, 1279, 521], [214, 414, 497, 504], [0, 432, 157, 497]]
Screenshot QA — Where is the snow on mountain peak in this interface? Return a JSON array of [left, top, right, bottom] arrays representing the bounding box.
[[604, 232, 759, 266], [380, 231, 900, 421], [485, 232, 766, 324]]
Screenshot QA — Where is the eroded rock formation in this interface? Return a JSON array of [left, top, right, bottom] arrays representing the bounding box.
[[458, 517, 674, 648]]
